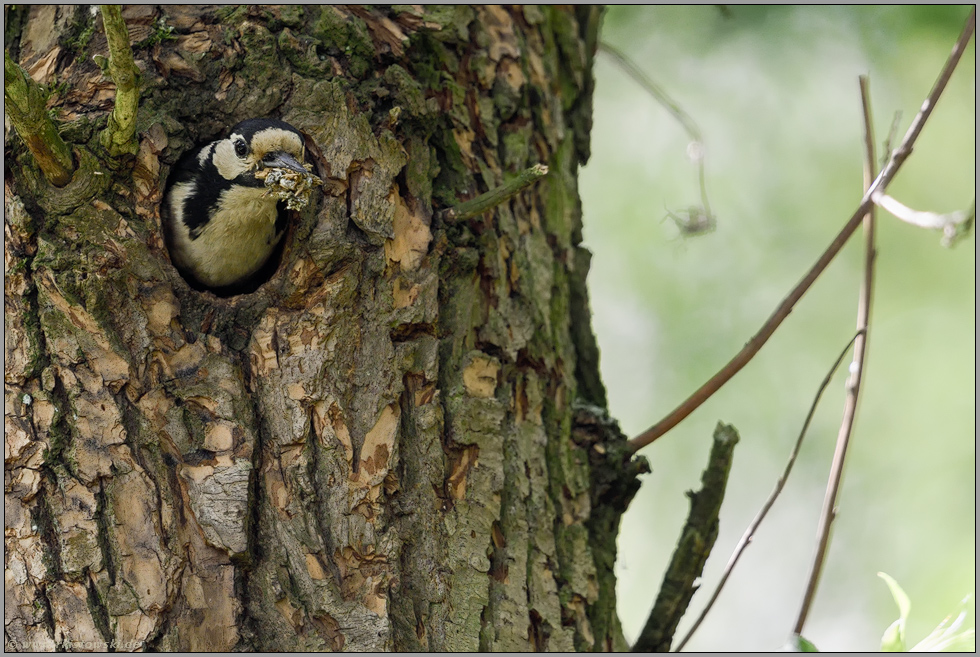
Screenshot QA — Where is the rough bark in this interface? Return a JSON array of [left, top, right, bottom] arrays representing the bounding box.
[[5, 5, 645, 651]]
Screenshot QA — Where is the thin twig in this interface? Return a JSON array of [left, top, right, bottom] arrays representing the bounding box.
[[792, 73, 879, 636], [880, 111, 903, 170], [99, 5, 140, 156], [632, 422, 739, 653], [599, 41, 703, 143], [628, 8, 976, 453], [438, 164, 549, 222], [3, 50, 76, 187], [599, 41, 714, 229], [672, 331, 864, 652]]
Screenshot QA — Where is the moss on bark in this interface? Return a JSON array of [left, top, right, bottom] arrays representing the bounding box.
[[4, 6, 645, 652]]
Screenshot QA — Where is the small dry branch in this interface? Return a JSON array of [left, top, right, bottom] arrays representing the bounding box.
[[628, 7, 976, 452], [673, 331, 863, 651], [792, 73, 880, 636], [632, 422, 739, 653], [600, 41, 714, 233]]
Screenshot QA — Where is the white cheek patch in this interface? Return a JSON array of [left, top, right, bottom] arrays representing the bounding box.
[[212, 137, 255, 180]]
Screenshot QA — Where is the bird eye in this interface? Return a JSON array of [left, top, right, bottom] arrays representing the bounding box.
[[234, 140, 249, 158]]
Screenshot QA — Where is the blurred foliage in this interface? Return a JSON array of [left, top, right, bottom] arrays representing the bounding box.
[[880, 572, 913, 651], [581, 5, 974, 651], [783, 633, 820, 652], [879, 572, 975, 652]]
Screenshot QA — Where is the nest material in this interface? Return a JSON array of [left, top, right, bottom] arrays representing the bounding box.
[[257, 165, 323, 211]]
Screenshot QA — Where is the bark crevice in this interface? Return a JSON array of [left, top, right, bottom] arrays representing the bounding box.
[[4, 6, 644, 651]]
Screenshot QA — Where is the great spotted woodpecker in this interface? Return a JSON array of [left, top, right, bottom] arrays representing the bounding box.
[[162, 118, 316, 292]]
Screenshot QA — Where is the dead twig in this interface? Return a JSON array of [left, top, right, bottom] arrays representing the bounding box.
[[628, 8, 976, 453], [792, 73, 879, 637], [599, 41, 715, 233], [672, 331, 864, 652], [632, 422, 739, 653], [880, 110, 903, 170]]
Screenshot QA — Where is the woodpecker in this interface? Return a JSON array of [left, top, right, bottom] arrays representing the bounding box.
[[162, 118, 315, 291]]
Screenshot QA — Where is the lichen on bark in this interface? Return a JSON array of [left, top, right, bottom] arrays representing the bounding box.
[[4, 5, 645, 652]]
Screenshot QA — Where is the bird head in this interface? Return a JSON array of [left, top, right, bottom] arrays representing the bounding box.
[[208, 118, 308, 190]]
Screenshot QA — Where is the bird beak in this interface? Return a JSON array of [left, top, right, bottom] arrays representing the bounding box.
[[262, 151, 308, 174]]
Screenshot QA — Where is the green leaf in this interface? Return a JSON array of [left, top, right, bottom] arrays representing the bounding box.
[[878, 572, 910, 651], [781, 634, 819, 652]]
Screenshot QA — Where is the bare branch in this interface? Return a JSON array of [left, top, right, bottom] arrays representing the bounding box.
[[599, 41, 714, 230], [792, 73, 879, 636], [632, 422, 739, 653], [3, 50, 76, 187], [599, 41, 703, 143], [880, 110, 903, 170], [672, 331, 863, 652], [628, 8, 976, 453]]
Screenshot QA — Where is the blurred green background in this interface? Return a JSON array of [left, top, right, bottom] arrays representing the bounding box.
[[581, 6, 975, 652]]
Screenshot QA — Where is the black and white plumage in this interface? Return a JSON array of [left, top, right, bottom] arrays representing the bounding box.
[[162, 118, 308, 291]]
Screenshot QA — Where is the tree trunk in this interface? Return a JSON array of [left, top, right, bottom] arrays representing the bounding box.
[[5, 6, 645, 651]]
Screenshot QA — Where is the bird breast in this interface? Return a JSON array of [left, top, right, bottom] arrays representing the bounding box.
[[176, 187, 282, 288]]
